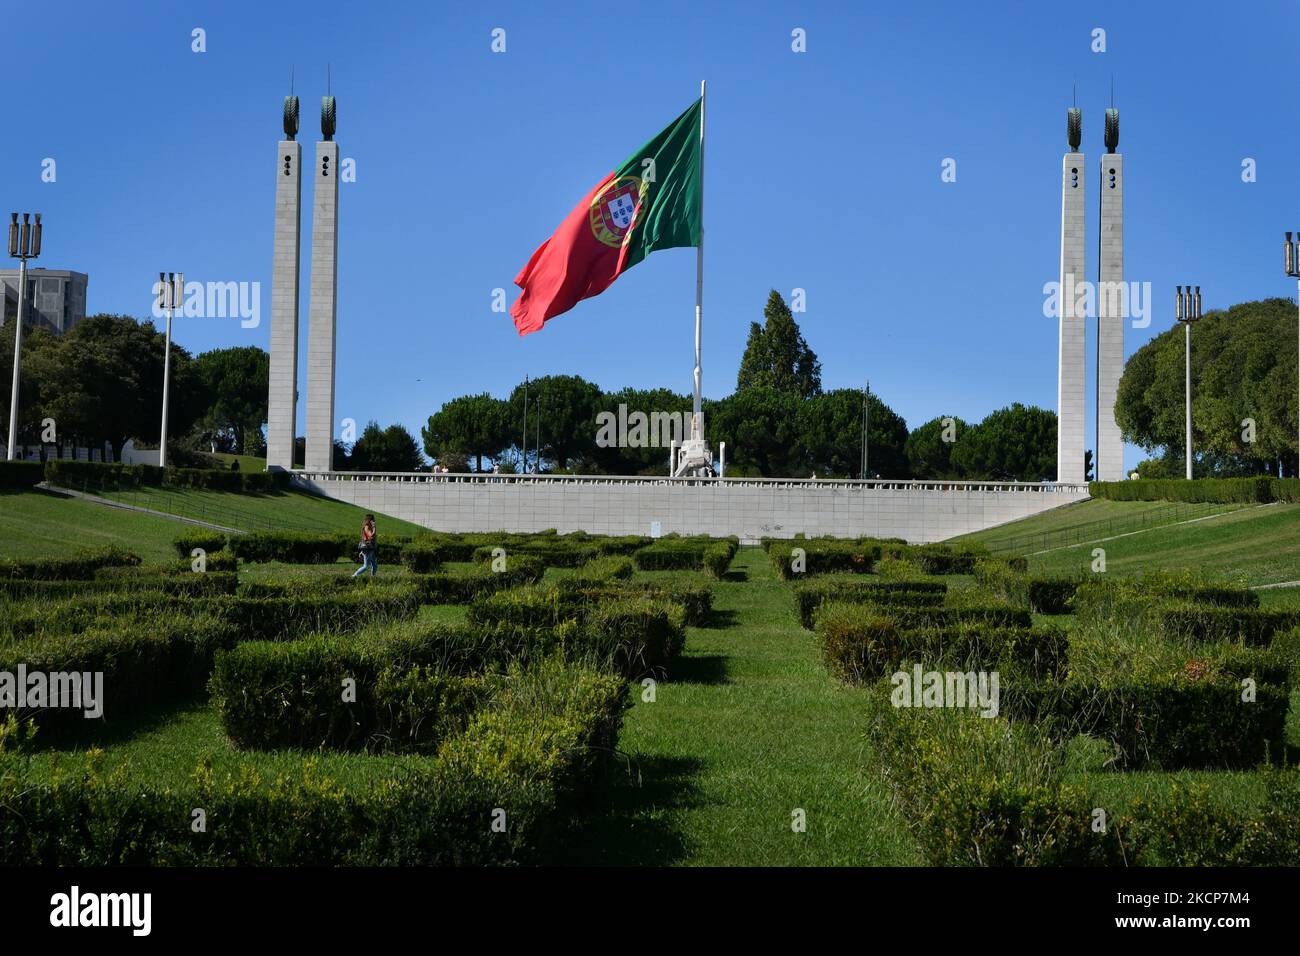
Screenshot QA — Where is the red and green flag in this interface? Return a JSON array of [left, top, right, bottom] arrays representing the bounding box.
[[510, 98, 702, 336]]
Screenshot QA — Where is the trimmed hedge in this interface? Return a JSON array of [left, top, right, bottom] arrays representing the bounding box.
[[569, 555, 635, 584], [0, 546, 141, 581], [634, 539, 737, 572], [974, 560, 1082, 614], [769, 540, 879, 579], [228, 531, 348, 564], [793, 580, 948, 630], [172, 531, 229, 559], [1150, 605, 1300, 646], [0, 656, 628, 865], [0, 569, 237, 599], [0, 461, 43, 489], [0, 614, 238, 737], [408, 556, 546, 605], [42, 459, 292, 493], [210, 634, 496, 753], [816, 603, 1067, 684], [871, 701, 1300, 865], [470, 542, 599, 568], [556, 576, 714, 627], [1001, 676, 1291, 770], [1089, 476, 1279, 503]]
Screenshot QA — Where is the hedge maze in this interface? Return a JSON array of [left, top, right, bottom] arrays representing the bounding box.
[[772, 538, 1300, 865], [0, 529, 734, 864]]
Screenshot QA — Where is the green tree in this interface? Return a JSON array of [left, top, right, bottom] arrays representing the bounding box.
[[736, 290, 822, 398], [798, 388, 908, 477], [22, 314, 202, 461], [590, 386, 694, 474], [422, 393, 512, 471], [905, 415, 969, 479], [709, 387, 801, 476], [1117, 298, 1298, 476], [350, 421, 424, 472], [0, 318, 58, 451], [508, 374, 602, 470], [192, 346, 269, 455], [951, 404, 1057, 481]]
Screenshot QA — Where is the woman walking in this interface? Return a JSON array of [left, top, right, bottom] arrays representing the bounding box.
[[352, 514, 378, 578]]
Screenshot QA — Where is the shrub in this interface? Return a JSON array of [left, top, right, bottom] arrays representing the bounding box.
[[409, 557, 545, 605], [0, 614, 237, 738], [816, 603, 1067, 684], [975, 561, 1081, 614], [1001, 676, 1290, 770], [228, 531, 347, 564], [172, 531, 229, 558], [43, 460, 163, 490], [1088, 477, 1275, 504], [582, 598, 686, 678], [210, 635, 496, 753], [0, 657, 628, 865], [1151, 605, 1300, 646], [569, 556, 635, 584], [0, 546, 141, 581], [769, 539, 879, 579], [793, 580, 948, 629], [703, 543, 733, 578], [470, 542, 599, 568], [0, 461, 43, 489]]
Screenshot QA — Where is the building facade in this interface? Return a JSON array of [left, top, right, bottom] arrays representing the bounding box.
[[0, 268, 89, 334]]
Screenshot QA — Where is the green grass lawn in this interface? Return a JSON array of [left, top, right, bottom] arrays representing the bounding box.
[[562, 546, 923, 865], [958, 498, 1242, 553], [963, 498, 1300, 585], [0, 488, 427, 564], [0, 489, 198, 563], [92, 485, 427, 537], [213, 452, 268, 473]]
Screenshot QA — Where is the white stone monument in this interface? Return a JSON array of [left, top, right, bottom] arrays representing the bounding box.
[[305, 95, 339, 473], [1057, 107, 1086, 485], [1095, 108, 1125, 481], [267, 95, 302, 471]]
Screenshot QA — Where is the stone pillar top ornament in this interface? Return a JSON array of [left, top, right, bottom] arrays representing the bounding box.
[[321, 96, 336, 141], [283, 95, 299, 140], [1104, 107, 1119, 153], [1067, 107, 1081, 151]]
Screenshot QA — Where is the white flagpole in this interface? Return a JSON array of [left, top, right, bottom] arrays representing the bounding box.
[[693, 79, 705, 442]]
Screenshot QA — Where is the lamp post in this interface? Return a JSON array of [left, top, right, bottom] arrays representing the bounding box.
[[1284, 233, 1300, 477], [156, 271, 183, 468], [860, 380, 870, 479], [1175, 285, 1202, 480], [534, 394, 541, 474], [6, 212, 42, 461], [521, 374, 529, 473]]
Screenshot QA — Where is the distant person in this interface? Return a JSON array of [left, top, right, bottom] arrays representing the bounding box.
[[352, 514, 377, 578]]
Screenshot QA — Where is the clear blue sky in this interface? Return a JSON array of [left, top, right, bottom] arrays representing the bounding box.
[[7, 0, 1299, 472]]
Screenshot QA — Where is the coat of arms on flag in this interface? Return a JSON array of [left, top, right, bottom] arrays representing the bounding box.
[[589, 176, 644, 247]]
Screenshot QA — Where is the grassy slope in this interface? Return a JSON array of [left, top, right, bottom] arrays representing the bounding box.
[[0, 488, 427, 563], [963, 498, 1300, 585], [564, 547, 922, 865], [959, 498, 1240, 551]]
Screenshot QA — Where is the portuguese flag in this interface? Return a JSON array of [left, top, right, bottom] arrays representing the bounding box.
[[510, 98, 702, 336]]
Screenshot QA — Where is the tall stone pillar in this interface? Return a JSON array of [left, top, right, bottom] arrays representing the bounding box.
[[1057, 107, 1086, 485], [305, 96, 339, 473], [267, 96, 302, 472], [1096, 108, 1125, 481]]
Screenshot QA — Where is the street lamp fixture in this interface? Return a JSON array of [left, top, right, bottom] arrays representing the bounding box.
[[1175, 284, 1202, 480], [1284, 233, 1300, 477], [156, 271, 184, 468], [6, 213, 43, 461]]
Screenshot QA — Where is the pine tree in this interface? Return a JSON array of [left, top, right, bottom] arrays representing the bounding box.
[[735, 290, 822, 398]]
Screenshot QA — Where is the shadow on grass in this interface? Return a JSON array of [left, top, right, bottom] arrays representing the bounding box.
[[706, 608, 739, 629], [18, 692, 212, 754], [556, 754, 704, 866], [671, 654, 729, 686], [722, 569, 748, 583]]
